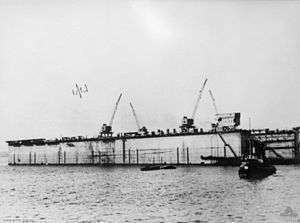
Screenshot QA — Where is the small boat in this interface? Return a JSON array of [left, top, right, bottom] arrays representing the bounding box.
[[238, 159, 276, 179], [140, 164, 177, 171], [140, 165, 161, 171], [160, 165, 176, 170]]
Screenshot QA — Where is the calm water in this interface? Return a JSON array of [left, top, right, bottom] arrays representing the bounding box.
[[0, 162, 300, 223]]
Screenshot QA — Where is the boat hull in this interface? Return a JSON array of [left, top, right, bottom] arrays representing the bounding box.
[[140, 164, 177, 171], [140, 165, 161, 171], [239, 160, 276, 179]]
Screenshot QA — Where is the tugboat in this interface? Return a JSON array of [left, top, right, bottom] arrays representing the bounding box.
[[238, 159, 276, 179]]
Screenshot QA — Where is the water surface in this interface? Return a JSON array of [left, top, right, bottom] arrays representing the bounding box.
[[0, 164, 299, 223]]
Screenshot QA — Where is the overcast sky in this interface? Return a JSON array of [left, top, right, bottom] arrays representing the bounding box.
[[0, 0, 300, 149]]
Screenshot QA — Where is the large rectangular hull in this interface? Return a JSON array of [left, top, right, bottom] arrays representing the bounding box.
[[8, 131, 243, 165]]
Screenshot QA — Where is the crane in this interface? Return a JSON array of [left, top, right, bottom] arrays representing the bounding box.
[[130, 102, 141, 131], [109, 93, 122, 127], [209, 89, 218, 115], [208, 89, 241, 132], [100, 93, 122, 136], [129, 102, 148, 135], [180, 78, 208, 133], [191, 78, 208, 119], [209, 89, 224, 130]]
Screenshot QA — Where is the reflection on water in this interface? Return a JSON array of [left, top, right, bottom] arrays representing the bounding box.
[[0, 164, 299, 223]]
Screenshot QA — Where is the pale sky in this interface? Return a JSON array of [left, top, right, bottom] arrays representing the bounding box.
[[0, 0, 300, 150]]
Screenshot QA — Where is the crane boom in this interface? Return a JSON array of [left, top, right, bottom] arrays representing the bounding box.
[[191, 78, 208, 119], [129, 102, 141, 131], [209, 89, 218, 114], [109, 93, 122, 126]]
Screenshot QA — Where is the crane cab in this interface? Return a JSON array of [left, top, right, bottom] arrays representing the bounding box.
[[180, 78, 208, 133], [180, 116, 195, 133], [99, 93, 122, 138], [139, 126, 148, 135], [211, 113, 241, 132], [100, 124, 112, 137]]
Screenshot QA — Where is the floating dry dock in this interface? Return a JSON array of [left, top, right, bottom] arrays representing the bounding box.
[[7, 80, 300, 166], [6, 128, 300, 166]]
